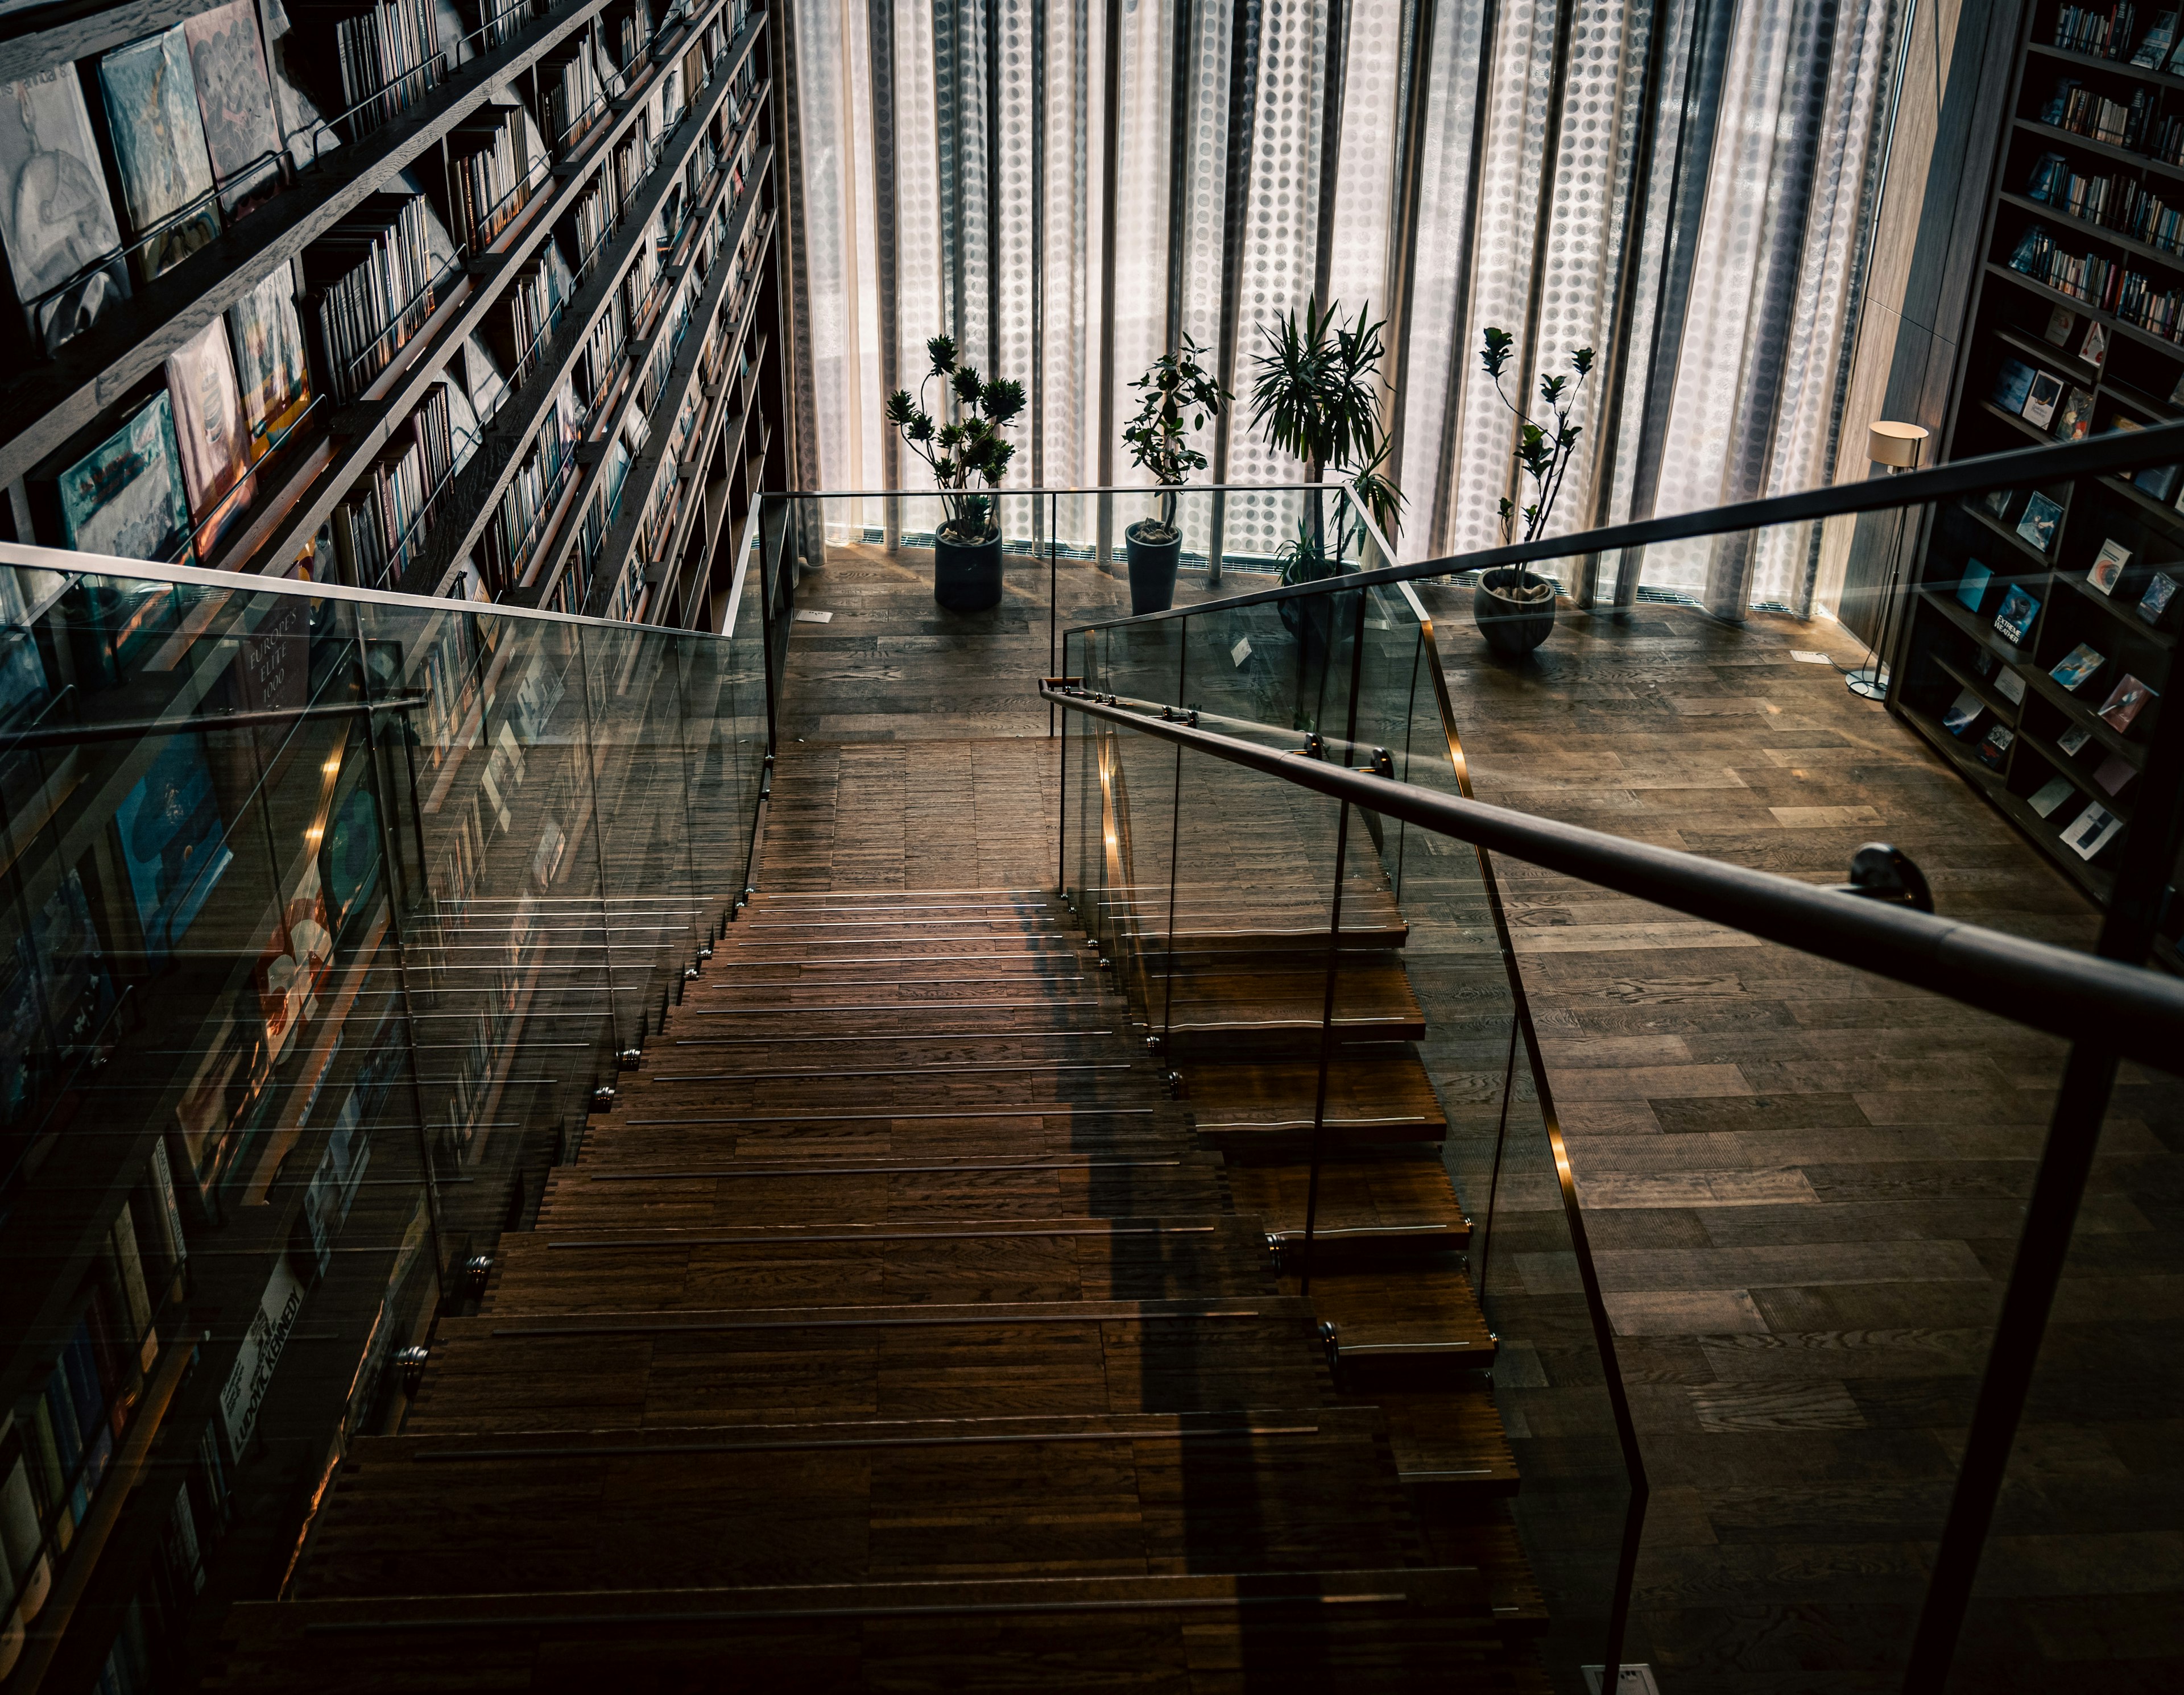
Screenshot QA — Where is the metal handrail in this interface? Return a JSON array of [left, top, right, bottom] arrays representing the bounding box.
[[1060, 418, 2184, 628], [1037, 683, 2184, 1071]]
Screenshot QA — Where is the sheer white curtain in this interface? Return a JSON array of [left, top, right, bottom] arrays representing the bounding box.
[[780, 0, 1904, 611]]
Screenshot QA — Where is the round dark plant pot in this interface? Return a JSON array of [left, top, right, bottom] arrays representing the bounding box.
[[1124, 521, 1183, 614], [1472, 567, 1557, 655], [934, 528, 1004, 612]]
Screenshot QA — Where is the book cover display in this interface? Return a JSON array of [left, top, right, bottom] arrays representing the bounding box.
[[2016, 494, 2063, 556], [52, 392, 195, 564], [226, 266, 312, 445], [2052, 386, 2094, 440], [1993, 359, 2036, 413], [2061, 801, 2125, 860], [2050, 642, 2107, 690], [2087, 539, 2131, 595], [1994, 583, 2042, 646], [183, 0, 283, 220], [2028, 776, 2077, 817], [1957, 560, 1993, 612], [165, 316, 252, 548], [2023, 370, 2064, 430], [2097, 673, 2157, 732], [0, 71, 131, 356], [1943, 689, 1984, 736], [98, 28, 223, 282], [115, 735, 234, 959], [2140, 571, 2177, 625]]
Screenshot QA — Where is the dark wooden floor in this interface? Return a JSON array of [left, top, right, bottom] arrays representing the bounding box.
[[1408, 586, 2184, 1695], [770, 550, 2183, 1694]]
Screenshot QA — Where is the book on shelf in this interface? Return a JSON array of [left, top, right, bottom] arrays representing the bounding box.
[[182, 0, 283, 221], [2097, 671, 2158, 730], [1943, 687, 1985, 736], [330, 382, 454, 586], [2082, 321, 2109, 367], [227, 266, 312, 446], [1958, 559, 1994, 612], [2061, 722, 2096, 755], [2051, 641, 2108, 690], [0, 69, 134, 360], [2015, 494, 2063, 557], [164, 316, 253, 552], [302, 192, 438, 403], [540, 35, 604, 154], [2061, 799, 2125, 859], [2024, 370, 2065, 429], [2138, 569, 2178, 622], [2029, 774, 2078, 816], [1976, 723, 2016, 770], [2088, 537, 2132, 594], [2094, 752, 2138, 794], [2053, 384, 2094, 439], [36, 391, 195, 563], [2135, 9, 2179, 61], [117, 733, 232, 957], [1992, 358, 2036, 414], [1998, 668, 2028, 704], [98, 28, 224, 283], [1995, 581, 2043, 645], [2041, 302, 2075, 345], [1983, 487, 2016, 522], [296, 0, 445, 139]]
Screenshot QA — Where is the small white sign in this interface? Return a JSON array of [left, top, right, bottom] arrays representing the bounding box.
[[1789, 650, 1834, 665], [1230, 636, 1252, 667], [794, 609, 834, 624], [1583, 1668, 1662, 1695], [221, 1258, 307, 1457]]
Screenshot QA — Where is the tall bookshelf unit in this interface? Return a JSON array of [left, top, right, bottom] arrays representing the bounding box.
[[1900, 0, 2184, 957], [0, 0, 783, 1687]]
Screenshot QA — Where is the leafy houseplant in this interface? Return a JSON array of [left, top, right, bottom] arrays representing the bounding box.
[[1120, 335, 1228, 613], [1472, 325, 1593, 655], [884, 335, 1027, 611]]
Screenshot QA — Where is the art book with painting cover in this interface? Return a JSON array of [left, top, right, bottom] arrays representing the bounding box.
[[2061, 723, 2095, 755], [226, 264, 311, 445], [1993, 358, 2037, 414], [1942, 689, 1984, 736], [2097, 673, 2157, 733], [2053, 385, 2095, 440], [182, 0, 282, 220], [0, 68, 133, 356], [98, 27, 222, 281], [1977, 723, 2015, 770], [1993, 583, 2042, 646], [2135, 11, 2179, 63], [1957, 559, 1993, 612], [2061, 800, 2125, 861], [2028, 776, 2077, 817], [2016, 493, 2063, 556], [165, 314, 251, 548], [2022, 370, 2065, 430], [2050, 642, 2107, 690], [2088, 538, 2131, 594], [42, 390, 194, 562], [2140, 571, 2177, 625]]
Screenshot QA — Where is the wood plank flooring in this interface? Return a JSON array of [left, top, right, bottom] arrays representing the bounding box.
[[1408, 587, 2184, 1695]]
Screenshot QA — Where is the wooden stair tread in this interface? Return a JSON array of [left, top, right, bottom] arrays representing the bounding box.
[[1285, 1265, 1498, 1374], [1343, 1389, 1522, 1496], [1227, 1154, 1469, 1251], [1144, 956, 1426, 1052], [1181, 1052, 1447, 1143]]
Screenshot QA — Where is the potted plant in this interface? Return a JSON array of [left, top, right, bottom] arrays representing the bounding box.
[[1474, 325, 1592, 655], [1120, 334, 1229, 613], [883, 335, 1027, 611], [1248, 297, 1404, 707]]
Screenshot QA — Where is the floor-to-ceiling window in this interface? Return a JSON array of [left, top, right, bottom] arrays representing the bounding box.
[[776, 0, 1909, 615]]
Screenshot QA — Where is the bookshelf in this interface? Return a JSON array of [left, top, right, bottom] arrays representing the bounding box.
[[0, 0, 781, 637], [1899, 0, 2184, 956]]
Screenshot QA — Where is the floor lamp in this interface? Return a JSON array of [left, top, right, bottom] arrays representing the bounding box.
[[1846, 420, 1930, 701]]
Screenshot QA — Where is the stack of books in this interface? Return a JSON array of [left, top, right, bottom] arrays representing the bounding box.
[[447, 111, 532, 252], [2054, 0, 2141, 57], [318, 0, 444, 137], [540, 36, 604, 155], [330, 383, 456, 586]]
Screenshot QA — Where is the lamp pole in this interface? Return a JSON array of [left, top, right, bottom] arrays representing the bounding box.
[[1847, 421, 1929, 701]]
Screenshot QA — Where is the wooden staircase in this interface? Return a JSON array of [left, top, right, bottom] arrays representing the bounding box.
[[206, 803, 1544, 1686]]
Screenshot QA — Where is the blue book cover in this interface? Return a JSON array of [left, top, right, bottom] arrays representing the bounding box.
[[1957, 560, 1993, 612], [1994, 583, 2042, 646], [1992, 358, 2037, 413]]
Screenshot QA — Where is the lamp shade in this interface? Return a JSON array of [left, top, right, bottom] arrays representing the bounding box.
[[1868, 420, 1928, 469]]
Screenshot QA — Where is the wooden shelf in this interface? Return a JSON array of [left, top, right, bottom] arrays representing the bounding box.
[[1960, 498, 2059, 567], [1992, 318, 2102, 382], [2052, 562, 2181, 649], [236, 9, 768, 583], [1934, 649, 2024, 727], [2016, 720, 2137, 823], [1998, 188, 2184, 280], [1983, 259, 2184, 360], [2026, 37, 2184, 94], [0, 0, 632, 489], [2014, 116, 2184, 187]]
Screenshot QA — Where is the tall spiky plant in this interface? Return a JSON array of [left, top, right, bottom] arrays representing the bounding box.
[[1248, 296, 1401, 571], [883, 335, 1027, 542]]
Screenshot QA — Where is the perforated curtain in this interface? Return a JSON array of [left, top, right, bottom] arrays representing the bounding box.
[[776, 0, 1905, 614]]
